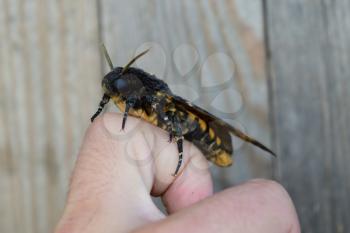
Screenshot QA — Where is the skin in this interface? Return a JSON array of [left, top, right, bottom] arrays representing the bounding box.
[[55, 113, 300, 233]]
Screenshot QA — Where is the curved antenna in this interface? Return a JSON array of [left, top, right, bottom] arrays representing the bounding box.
[[121, 48, 150, 74], [101, 43, 114, 70]]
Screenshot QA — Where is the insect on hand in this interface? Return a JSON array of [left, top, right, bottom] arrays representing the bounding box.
[[91, 44, 276, 177]]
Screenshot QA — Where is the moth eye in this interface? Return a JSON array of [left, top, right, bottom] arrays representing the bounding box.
[[113, 78, 129, 93]]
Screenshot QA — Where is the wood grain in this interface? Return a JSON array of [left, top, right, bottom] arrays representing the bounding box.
[[0, 0, 273, 232], [266, 1, 350, 232], [0, 0, 101, 232]]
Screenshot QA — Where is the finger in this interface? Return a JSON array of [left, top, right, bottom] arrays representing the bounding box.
[[55, 113, 165, 233], [137, 119, 213, 213], [58, 114, 212, 230], [133, 179, 301, 233], [55, 112, 213, 233], [160, 144, 213, 213]]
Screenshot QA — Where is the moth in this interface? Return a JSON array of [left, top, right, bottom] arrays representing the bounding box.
[[91, 44, 276, 176]]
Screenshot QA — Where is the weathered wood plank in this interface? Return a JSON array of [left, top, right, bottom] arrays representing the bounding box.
[[266, 1, 350, 232], [100, 0, 273, 190], [0, 1, 274, 232], [0, 0, 101, 232]]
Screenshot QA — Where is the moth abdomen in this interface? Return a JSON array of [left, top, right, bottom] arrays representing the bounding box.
[[182, 115, 233, 167]]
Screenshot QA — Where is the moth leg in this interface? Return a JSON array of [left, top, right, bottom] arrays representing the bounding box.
[[168, 132, 174, 142], [167, 113, 184, 176], [91, 94, 110, 122], [153, 97, 173, 142], [165, 117, 175, 143], [121, 98, 136, 130], [173, 135, 184, 177]]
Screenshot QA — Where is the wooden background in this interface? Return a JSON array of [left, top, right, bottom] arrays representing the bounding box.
[[0, 0, 349, 232]]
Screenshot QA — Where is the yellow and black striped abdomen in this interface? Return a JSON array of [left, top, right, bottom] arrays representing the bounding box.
[[181, 111, 233, 167]]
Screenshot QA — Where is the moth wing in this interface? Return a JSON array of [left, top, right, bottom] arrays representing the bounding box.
[[170, 95, 276, 157], [170, 95, 233, 158]]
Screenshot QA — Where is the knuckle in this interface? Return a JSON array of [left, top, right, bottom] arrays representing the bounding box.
[[247, 179, 300, 232], [248, 179, 292, 205]]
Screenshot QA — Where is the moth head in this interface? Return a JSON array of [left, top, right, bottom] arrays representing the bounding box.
[[102, 68, 143, 97], [100, 44, 150, 98]]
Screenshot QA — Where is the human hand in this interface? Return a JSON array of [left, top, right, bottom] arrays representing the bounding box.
[[55, 113, 300, 233]]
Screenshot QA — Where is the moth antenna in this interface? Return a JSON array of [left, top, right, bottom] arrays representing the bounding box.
[[101, 43, 114, 70], [122, 48, 150, 74]]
